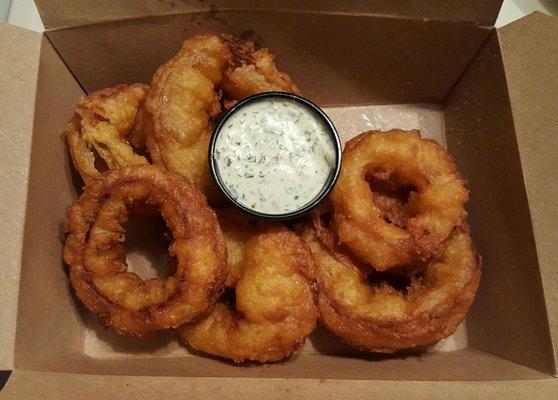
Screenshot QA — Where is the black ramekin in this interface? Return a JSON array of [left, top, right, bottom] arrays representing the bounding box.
[[208, 92, 342, 221]]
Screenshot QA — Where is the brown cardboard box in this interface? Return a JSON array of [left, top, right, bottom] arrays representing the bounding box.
[[1, 1, 557, 398]]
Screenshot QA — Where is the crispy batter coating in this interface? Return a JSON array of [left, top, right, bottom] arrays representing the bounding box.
[[221, 35, 301, 105], [64, 165, 228, 338], [215, 208, 259, 288], [330, 129, 468, 271], [179, 216, 318, 363], [140, 35, 230, 203], [302, 226, 480, 353], [65, 84, 149, 183], [137, 34, 300, 203]]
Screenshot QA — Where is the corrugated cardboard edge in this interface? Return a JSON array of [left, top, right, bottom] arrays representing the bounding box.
[[34, 0, 503, 31], [0, 23, 42, 371], [2, 370, 558, 399], [498, 11, 558, 372]]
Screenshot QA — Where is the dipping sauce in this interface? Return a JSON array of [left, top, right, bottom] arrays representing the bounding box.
[[212, 95, 338, 216]]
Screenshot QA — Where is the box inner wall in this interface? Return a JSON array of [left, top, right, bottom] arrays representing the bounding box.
[[11, 11, 554, 380]]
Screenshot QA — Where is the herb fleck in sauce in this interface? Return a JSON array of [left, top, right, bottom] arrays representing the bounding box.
[[214, 98, 336, 215]]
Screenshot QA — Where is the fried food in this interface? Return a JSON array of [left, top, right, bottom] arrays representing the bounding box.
[[179, 211, 318, 363], [60, 30, 481, 361], [139, 35, 229, 203], [63, 165, 228, 338], [65, 84, 149, 183], [221, 35, 301, 106], [301, 226, 480, 353], [329, 129, 468, 271], [137, 34, 300, 203], [215, 208, 259, 288]]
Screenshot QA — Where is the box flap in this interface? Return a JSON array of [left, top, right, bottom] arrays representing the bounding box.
[[444, 29, 554, 375], [43, 10, 490, 103], [0, 23, 42, 371], [498, 12, 558, 369], [2, 369, 557, 399], [35, 0, 503, 31], [10, 31, 85, 371]]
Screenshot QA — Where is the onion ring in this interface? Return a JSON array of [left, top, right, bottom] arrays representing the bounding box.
[[63, 165, 228, 338], [139, 35, 229, 202], [179, 211, 317, 363], [65, 84, 149, 183], [330, 129, 468, 271], [301, 226, 480, 353], [215, 207, 259, 288], [221, 35, 301, 107], [138, 34, 299, 203]]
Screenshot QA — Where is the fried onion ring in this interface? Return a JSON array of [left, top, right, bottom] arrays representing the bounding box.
[[301, 226, 480, 353], [63, 165, 227, 338], [139, 35, 229, 202], [179, 212, 317, 363], [221, 35, 301, 106], [138, 35, 300, 203], [65, 84, 149, 183], [330, 129, 468, 271], [215, 207, 259, 288]]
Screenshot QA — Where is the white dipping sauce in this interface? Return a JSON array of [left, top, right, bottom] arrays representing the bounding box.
[[214, 98, 336, 215]]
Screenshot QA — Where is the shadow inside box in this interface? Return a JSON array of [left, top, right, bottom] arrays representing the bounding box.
[[65, 280, 176, 355], [178, 324, 430, 365], [62, 132, 85, 198], [308, 324, 429, 361], [83, 315, 177, 355], [69, 285, 429, 361], [62, 207, 177, 355], [62, 259, 429, 362], [177, 339, 304, 367]]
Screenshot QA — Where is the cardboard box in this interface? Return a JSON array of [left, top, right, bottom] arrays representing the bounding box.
[[1, 1, 557, 397]]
